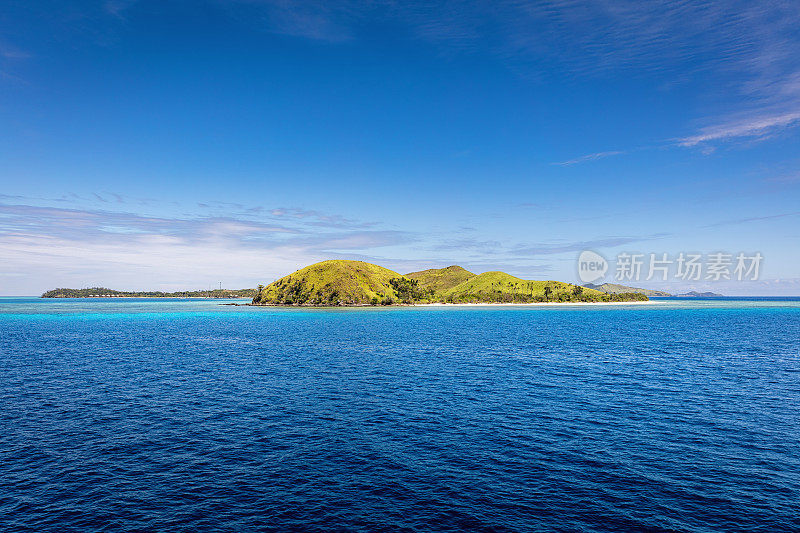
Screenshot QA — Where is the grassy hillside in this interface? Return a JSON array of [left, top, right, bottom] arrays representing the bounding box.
[[405, 265, 475, 292], [442, 271, 618, 303], [252, 260, 409, 306], [584, 283, 672, 297], [253, 261, 648, 306]]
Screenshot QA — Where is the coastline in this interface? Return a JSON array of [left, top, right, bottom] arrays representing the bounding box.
[[411, 300, 652, 307], [246, 300, 653, 308]]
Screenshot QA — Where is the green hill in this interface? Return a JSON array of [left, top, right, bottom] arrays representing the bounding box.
[[252, 260, 648, 306], [584, 283, 672, 297], [442, 271, 618, 303], [252, 260, 408, 306], [405, 265, 475, 292]]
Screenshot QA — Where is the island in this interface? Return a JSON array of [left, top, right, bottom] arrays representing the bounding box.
[[42, 288, 256, 298], [583, 282, 672, 297], [251, 260, 648, 306], [674, 291, 724, 297]]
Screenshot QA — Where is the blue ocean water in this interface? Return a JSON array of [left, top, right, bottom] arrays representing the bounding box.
[[1, 297, 799, 532]]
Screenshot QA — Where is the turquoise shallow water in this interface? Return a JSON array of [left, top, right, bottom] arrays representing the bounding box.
[[1, 297, 799, 531]]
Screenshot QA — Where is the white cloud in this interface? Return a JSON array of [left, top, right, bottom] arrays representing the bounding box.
[[678, 111, 800, 146], [0, 202, 415, 295], [554, 150, 625, 166]]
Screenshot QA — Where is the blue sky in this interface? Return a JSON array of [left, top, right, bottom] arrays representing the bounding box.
[[1, 0, 799, 295]]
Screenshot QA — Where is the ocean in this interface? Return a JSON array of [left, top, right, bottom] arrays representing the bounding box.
[[1, 297, 798, 531]]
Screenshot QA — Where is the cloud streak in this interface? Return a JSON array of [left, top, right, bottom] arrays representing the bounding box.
[[0, 202, 416, 294], [559, 108, 800, 164], [512, 234, 670, 256], [703, 211, 800, 228], [14, 1, 800, 154], [554, 150, 625, 166], [207, 1, 797, 80], [678, 111, 800, 146]]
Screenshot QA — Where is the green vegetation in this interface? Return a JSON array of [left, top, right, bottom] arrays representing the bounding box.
[[252, 260, 648, 306], [405, 265, 475, 292], [252, 260, 407, 306], [438, 271, 630, 303], [41, 287, 256, 298], [42, 265, 652, 305], [584, 282, 672, 297], [389, 277, 433, 303]]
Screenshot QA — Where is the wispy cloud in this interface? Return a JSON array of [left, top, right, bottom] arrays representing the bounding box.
[[703, 211, 800, 228], [678, 111, 800, 147], [209, 1, 797, 79], [435, 237, 503, 253], [420, 233, 670, 273], [0, 203, 293, 243], [19, 1, 800, 154], [512, 234, 670, 256], [513, 0, 800, 155], [104, 0, 138, 18], [554, 150, 625, 166], [267, 207, 375, 229], [0, 201, 416, 293], [219, 0, 371, 42], [764, 171, 800, 185], [0, 41, 30, 84], [0, 202, 405, 248], [0, 44, 30, 60], [560, 108, 800, 162], [667, 0, 800, 149]]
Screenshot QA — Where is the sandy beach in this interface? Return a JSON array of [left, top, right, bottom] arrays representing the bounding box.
[[411, 300, 654, 307]]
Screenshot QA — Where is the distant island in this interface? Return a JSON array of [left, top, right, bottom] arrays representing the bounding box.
[[42, 287, 256, 298], [675, 291, 724, 297], [251, 260, 648, 306], [582, 284, 726, 298], [583, 282, 672, 297]]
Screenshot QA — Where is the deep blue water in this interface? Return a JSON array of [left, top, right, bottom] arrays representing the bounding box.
[[1, 298, 799, 532]]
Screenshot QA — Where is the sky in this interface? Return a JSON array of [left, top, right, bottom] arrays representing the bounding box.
[[1, 0, 799, 295]]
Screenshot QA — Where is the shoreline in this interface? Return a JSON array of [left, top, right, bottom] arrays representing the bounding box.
[[247, 300, 653, 308], [410, 300, 652, 307]]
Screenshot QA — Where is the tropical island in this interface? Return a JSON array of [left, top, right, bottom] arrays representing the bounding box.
[[583, 282, 672, 297], [42, 288, 256, 298], [251, 260, 648, 306]]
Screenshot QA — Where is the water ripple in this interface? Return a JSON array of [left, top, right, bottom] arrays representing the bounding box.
[[1, 300, 799, 531]]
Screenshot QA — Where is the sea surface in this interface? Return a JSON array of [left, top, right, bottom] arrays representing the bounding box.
[[1, 297, 799, 532]]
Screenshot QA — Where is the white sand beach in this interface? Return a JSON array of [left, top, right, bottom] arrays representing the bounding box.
[[411, 300, 654, 307]]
